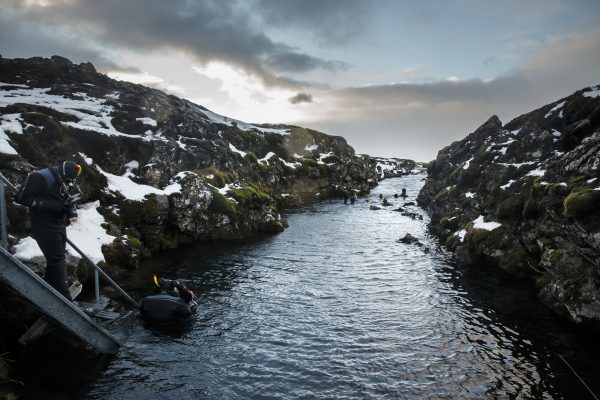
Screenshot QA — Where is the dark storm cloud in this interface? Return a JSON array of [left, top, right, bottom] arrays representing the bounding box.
[[0, 11, 105, 65], [1, 0, 348, 88], [252, 0, 369, 46], [289, 92, 313, 104]]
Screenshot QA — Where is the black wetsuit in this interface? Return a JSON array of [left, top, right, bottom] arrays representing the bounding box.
[[18, 167, 72, 300]]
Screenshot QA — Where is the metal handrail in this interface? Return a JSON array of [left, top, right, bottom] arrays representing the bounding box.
[[0, 173, 139, 309]]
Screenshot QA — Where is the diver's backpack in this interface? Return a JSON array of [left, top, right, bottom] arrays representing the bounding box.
[[14, 168, 57, 205]]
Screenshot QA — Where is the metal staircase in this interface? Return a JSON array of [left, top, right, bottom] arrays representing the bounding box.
[[0, 246, 121, 354], [0, 174, 140, 355]]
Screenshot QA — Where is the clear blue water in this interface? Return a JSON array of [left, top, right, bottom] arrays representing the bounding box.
[[77, 175, 600, 399]]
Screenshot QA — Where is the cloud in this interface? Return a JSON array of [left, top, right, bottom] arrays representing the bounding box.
[[251, 0, 370, 47], [1, 0, 348, 89], [289, 92, 313, 104], [295, 29, 600, 161]]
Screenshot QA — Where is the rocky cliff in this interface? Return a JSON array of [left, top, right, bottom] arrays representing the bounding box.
[[0, 56, 415, 280], [417, 85, 600, 329]]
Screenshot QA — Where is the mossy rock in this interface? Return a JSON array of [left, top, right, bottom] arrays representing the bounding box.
[[244, 152, 258, 164], [569, 175, 589, 184], [433, 186, 457, 203], [228, 183, 273, 205], [75, 258, 92, 283], [102, 240, 139, 271], [297, 159, 329, 176], [322, 154, 340, 164], [535, 272, 553, 288], [563, 188, 600, 220], [257, 162, 269, 172], [444, 233, 460, 249], [439, 217, 459, 232], [209, 189, 237, 218], [127, 236, 143, 249], [522, 198, 542, 219], [495, 196, 525, 220], [198, 166, 231, 189], [545, 183, 568, 197]]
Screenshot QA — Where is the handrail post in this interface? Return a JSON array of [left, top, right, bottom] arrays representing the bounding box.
[[94, 269, 100, 304], [0, 181, 8, 250]]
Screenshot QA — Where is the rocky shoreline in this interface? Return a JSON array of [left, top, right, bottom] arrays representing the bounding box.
[[0, 55, 416, 383], [417, 84, 600, 330]]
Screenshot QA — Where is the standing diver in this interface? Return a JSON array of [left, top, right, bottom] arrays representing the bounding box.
[[15, 161, 82, 300]]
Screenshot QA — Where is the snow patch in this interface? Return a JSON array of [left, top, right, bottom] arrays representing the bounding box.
[[526, 168, 546, 177], [136, 117, 157, 127], [465, 192, 475, 198], [456, 229, 467, 242], [583, 86, 600, 98], [78, 152, 93, 165], [472, 215, 502, 231], [463, 156, 474, 170], [66, 201, 117, 262], [14, 201, 116, 264], [280, 158, 300, 169], [544, 101, 566, 119], [228, 143, 247, 157], [98, 166, 182, 201], [259, 152, 276, 163], [0, 127, 18, 155], [0, 113, 24, 134]]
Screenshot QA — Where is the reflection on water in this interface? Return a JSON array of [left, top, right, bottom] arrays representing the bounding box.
[[79, 175, 600, 399]]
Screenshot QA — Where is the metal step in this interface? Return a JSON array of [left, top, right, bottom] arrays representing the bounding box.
[[76, 302, 121, 321], [19, 281, 85, 346], [0, 246, 121, 354]]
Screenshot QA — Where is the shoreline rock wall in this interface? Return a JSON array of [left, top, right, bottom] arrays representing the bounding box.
[[417, 85, 600, 330], [0, 55, 415, 286]]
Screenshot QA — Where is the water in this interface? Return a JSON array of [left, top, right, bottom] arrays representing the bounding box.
[[77, 175, 599, 399]]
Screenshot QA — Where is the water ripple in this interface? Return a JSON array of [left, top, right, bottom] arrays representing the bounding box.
[[81, 176, 600, 400]]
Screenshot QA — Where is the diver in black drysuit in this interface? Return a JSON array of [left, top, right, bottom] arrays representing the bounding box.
[[16, 161, 82, 300]]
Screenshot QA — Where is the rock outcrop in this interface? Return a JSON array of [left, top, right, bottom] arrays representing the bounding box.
[[418, 85, 600, 329], [0, 56, 413, 280]]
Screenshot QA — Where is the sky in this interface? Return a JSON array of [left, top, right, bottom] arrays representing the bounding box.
[[1, 0, 599, 161]]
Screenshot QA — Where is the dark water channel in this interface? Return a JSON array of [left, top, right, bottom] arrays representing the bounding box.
[[77, 175, 599, 399]]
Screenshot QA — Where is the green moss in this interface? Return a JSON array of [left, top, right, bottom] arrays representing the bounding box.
[[548, 249, 562, 265], [209, 189, 238, 218], [433, 186, 457, 203], [495, 196, 525, 220], [522, 198, 542, 219], [296, 159, 328, 175], [257, 161, 269, 172], [244, 152, 258, 164], [563, 187, 600, 219], [198, 166, 231, 188], [570, 175, 588, 184], [545, 183, 566, 196], [127, 236, 142, 249], [228, 183, 272, 205]]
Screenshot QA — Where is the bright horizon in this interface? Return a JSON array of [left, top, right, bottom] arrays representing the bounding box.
[[1, 0, 599, 161]]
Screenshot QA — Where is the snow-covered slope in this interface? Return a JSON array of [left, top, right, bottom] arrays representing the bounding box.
[[0, 56, 409, 273]]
